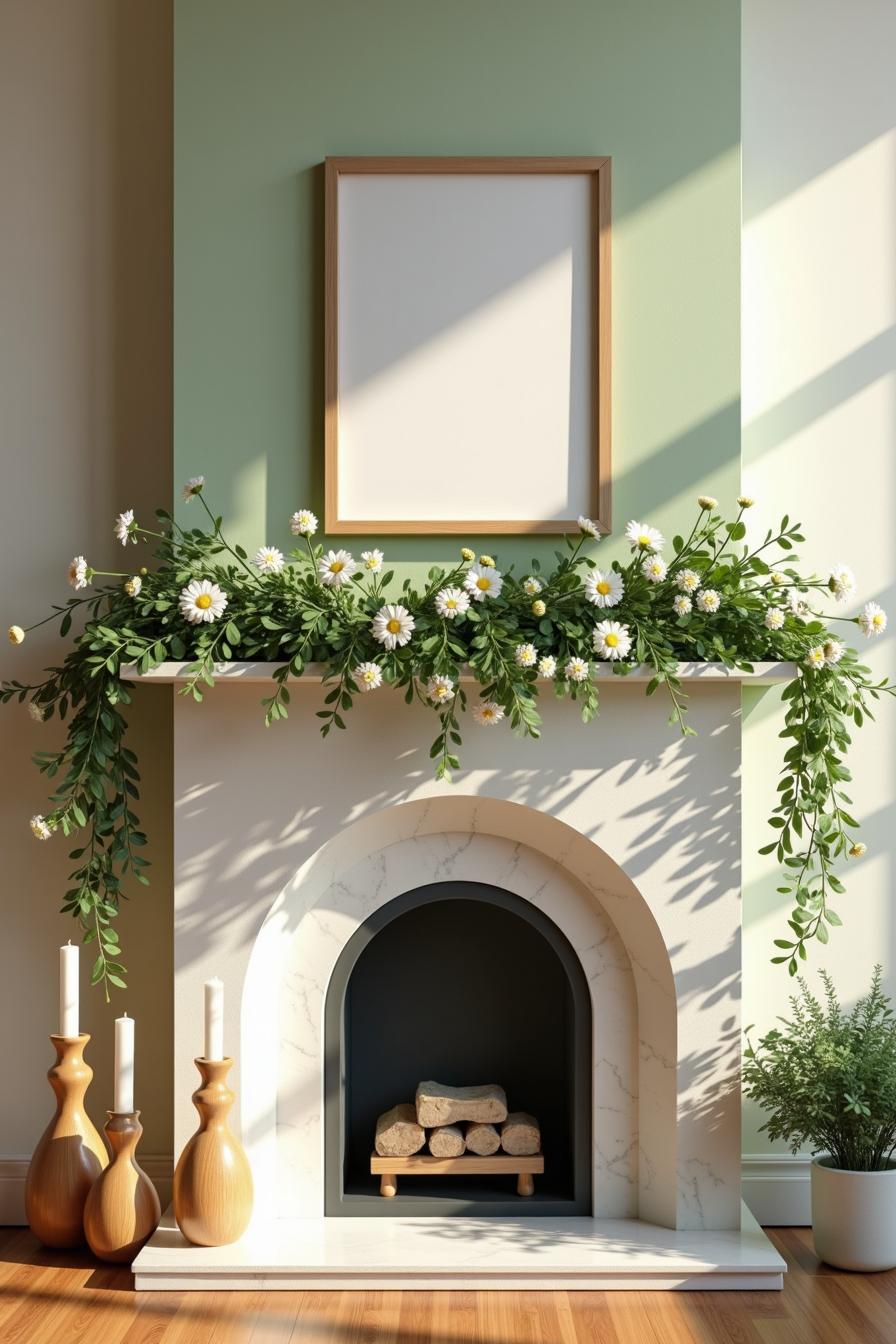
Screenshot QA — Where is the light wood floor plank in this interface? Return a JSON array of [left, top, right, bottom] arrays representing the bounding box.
[[3, 1227, 896, 1344]]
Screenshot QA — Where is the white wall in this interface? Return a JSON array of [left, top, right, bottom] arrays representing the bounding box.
[[742, 0, 896, 1222], [0, 0, 173, 1218]]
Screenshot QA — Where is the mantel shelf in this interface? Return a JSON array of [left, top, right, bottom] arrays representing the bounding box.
[[122, 661, 797, 686]]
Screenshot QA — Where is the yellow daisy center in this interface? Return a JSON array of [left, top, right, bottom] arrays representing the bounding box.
[[476, 576, 491, 591], [605, 633, 619, 648], [363, 670, 376, 683], [873, 613, 884, 626], [597, 580, 611, 595], [638, 534, 650, 546], [195, 593, 213, 610], [482, 709, 494, 720], [329, 561, 344, 573], [446, 598, 457, 608], [387, 618, 402, 634]]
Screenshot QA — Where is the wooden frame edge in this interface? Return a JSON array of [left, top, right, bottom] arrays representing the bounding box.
[[324, 155, 611, 536]]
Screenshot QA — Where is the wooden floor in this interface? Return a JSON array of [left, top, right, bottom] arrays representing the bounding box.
[[3, 1226, 896, 1343]]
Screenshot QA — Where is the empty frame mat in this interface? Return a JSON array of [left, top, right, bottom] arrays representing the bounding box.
[[325, 158, 610, 533]]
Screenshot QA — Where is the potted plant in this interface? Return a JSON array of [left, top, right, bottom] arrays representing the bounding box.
[[744, 966, 896, 1271]]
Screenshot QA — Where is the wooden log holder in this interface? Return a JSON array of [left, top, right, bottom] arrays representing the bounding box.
[[370, 1151, 543, 1198]]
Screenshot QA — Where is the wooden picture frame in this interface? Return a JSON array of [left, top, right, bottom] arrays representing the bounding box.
[[324, 156, 611, 535]]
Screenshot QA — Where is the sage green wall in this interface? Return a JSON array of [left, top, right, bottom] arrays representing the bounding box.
[[175, 0, 740, 570]]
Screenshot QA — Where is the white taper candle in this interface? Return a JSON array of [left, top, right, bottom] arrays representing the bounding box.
[[114, 1013, 135, 1113], [204, 977, 224, 1060], [59, 941, 79, 1037]]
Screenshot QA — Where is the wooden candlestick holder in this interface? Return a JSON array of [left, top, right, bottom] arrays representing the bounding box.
[[25, 1034, 108, 1247], [172, 1057, 253, 1246], [83, 1111, 161, 1263]]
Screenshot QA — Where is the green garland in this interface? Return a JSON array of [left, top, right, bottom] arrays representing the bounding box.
[[4, 481, 893, 998]]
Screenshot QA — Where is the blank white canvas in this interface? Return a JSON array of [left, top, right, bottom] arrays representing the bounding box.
[[336, 173, 593, 523]]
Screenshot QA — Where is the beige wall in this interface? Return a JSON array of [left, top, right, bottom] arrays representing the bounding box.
[[0, 0, 173, 1185], [742, 0, 896, 1155]]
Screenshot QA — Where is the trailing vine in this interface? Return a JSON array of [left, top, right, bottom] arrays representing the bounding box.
[[4, 481, 892, 995]]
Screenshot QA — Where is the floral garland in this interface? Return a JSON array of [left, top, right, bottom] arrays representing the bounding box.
[[4, 478, 893, 997]]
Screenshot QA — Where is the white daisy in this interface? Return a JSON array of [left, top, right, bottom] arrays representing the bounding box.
[[673, 595, 692, 616], [764, 606, 785, 630], [254, 545, 285, 574], [427, 674, 455, 705], [124, 575, 142, 598], [179, 578, 228, 624], [372, 603, 415, 650], [585, 569, 624, 608], [182, 475, 205, 502], [361, 549, 384, 573], [805, 645, 826, 670], [68, 555, 89, 590], [523, 577, 543, 596], [114, 509, 136, 545], [290, 508, 318, 537], [577, 515, 600, 538], [828, 564, 856, 603], [317, 549, 356, 587], [592, 620, 632, 661], [625, 520, 664, 552], [435, 586, 470, 619], [472, 699, 504, 726], [675, 568, 700, 593], [696, 589, 721, 614], [737, 495, 755, 508], [823, 638, 845, 666], [848, 842, 867, 859], [532, 599, 546, 617], [514, 643, 538, 668], [30, 814, 52, 840], [538, 654, 557, 679], [28, 701, 45, 722], [8, 625, 25, 645], [858, 601, 887, 637], [464, 563, 503, 602], [564, 656, 590, 682], [354, 661, 382, 692], [697, 495, 718, 510], [789, 591, 811, 620], [641, 555, 668, 583]]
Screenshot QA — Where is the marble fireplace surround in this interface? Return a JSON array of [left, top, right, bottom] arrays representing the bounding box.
[[132, 662, 791, 1289]]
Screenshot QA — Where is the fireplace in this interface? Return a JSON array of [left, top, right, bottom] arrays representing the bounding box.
[[132, 667, 788, 1289], [324, 881, 592, 1215]]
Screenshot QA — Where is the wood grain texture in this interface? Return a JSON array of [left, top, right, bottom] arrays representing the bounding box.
[[83, 1113, 160, 1264], [24, 1035, 109, 1248], [324, 155, 612, 536], [171, 1057, 252, 1248], [3, 1227, 896, 1343]]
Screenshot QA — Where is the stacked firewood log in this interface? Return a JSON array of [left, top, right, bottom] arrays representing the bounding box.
[[374, 1081, 541, 1158]]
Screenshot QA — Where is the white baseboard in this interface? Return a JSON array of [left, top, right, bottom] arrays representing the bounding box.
[[1, 1154, 810, 1229], [740, 1154, 811, 1226], [0, 1156, 173, 1226]]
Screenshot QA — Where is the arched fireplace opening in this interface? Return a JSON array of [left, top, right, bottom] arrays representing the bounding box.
[[324, 880, 592, 1216]]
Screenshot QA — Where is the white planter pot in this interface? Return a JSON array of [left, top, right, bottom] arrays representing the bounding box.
[[811, 1157, 896, 1271]]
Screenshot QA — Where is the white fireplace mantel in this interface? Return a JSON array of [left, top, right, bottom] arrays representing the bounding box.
[[125, 660, 797, 684]]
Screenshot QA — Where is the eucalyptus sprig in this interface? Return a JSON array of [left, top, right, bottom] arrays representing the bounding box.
[[5, 482, 893, 992]]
